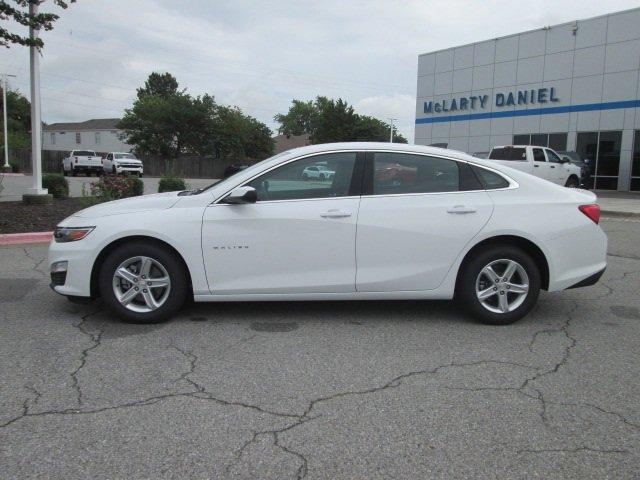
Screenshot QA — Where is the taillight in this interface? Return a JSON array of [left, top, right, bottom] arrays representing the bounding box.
[[579, 204, 600, 224]]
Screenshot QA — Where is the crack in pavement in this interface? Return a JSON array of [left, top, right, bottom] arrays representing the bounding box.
[[70, 310, 104, 406], [516, 446, 629, 455], [21, 247, 47, 278]]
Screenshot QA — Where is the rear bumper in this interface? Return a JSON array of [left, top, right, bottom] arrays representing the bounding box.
[[566, 267, 606, 289], [73, 165, 102, 171]]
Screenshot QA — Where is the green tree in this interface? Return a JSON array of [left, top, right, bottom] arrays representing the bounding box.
[[0, 87, 31, 149], [1, 0, 76, 49], [275, 96, 407, 144], [136, 72, 180, 99], [213, 106, 274, 160], [273, 99, 317, 136], [119, 73, 274, 161]]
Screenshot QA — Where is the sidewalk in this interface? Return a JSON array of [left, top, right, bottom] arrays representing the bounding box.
[[595, 191, 640, 217]]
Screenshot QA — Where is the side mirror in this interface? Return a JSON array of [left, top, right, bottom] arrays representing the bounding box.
[[223, 186, 257, 204]]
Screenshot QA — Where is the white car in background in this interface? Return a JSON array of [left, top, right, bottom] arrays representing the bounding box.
[[49, 142, 606, 326], [62, 150, 103, 176], [302, 164, 335, 181], [102, 152, 144, 176], [488, 145, 582, 188]]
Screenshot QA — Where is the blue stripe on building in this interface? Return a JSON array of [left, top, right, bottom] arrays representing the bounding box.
[[415, 100, 640, 125]]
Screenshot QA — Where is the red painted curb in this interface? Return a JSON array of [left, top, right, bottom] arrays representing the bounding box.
[[0, 231, 53, 245]]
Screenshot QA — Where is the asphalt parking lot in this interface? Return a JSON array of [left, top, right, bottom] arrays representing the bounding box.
[[1, 217, 639, 479]]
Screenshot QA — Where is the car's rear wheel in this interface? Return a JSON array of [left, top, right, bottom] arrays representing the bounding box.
[[98, 242, 188, 323], [457, 245, 540, 325]]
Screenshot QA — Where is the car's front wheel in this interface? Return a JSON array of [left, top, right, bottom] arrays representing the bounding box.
[[98, 242, 188, 323], [457, 245, 540, 325]]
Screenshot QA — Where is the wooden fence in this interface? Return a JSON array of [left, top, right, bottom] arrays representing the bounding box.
[[8, 149, 249, 179]]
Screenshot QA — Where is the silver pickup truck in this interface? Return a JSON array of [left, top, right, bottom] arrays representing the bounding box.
[[62, 150, 103, 176]]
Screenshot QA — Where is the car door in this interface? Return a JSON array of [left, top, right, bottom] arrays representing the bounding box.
[[544, 148, 565, 185], [355, 151, 494, 292], [201, 151, 363, 295], [532, 147, 552, 181]]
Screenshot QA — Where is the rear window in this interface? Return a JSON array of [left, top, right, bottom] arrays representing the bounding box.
[[471, 165, 510, 190], [489, 147, 526, 161], [72, 150, 96, 156]]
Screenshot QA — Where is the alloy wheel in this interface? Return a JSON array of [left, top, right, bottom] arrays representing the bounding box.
[[112, 256, 171, 313], [475, 259, 529, 314]]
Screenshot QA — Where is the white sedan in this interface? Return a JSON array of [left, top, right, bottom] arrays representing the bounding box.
[[48, 143, 607, 325]]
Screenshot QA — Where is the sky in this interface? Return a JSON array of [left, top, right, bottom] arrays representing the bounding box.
[[1, 0, 639, 142]]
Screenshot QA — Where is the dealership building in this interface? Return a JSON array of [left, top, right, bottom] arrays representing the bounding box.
[[414, 7, 640, 191]]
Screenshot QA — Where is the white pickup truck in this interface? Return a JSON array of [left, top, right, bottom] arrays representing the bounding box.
[[488, 145, 582, 188], [62, 150, 103, 177]]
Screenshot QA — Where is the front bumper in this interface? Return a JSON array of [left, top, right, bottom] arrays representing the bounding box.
[[115, 165, 143, 174], [48, 240, 96, 297]]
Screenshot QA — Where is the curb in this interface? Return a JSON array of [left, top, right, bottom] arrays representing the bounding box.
[[1, 173, 25, 177], [601, 210, 640, 219], [0, 231, 53, 246]]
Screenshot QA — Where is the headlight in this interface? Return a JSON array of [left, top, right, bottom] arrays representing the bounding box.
[[54, 226, 95, 243]]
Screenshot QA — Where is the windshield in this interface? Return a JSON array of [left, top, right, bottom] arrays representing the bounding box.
[[199, 151, 291, 193], [73, 150, 96, 156], [115, 153, 137, 159]]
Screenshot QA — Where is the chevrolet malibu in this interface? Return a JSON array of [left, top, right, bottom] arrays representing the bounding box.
[[48, 143, 607, 325]]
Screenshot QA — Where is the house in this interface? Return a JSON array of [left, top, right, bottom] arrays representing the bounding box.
[[42, 118, 131, 153], [273, 133, 311, 153]]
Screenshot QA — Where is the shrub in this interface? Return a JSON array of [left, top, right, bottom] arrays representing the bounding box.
[[158, 176, 186, 193], [10, 161, 20, 173], [42, 173, 69, 199], [90, 174, 144, 201]]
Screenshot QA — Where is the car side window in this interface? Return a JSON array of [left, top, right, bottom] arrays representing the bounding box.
[[532, 148, 546, 162], [107, 154, 112, 160], [246, 153, 357, 202], [372, 152, 460, 195], [471, 165, 510, 190], [545, 149, 562, 163]]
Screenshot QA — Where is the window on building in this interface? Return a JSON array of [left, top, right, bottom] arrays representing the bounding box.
[[511, 133, 567, 151], [95, 132, 101, 145], [75, 132, 81, 144], [576, 131, 621, 190], [632, 131, 640, 192], [50, 133, 55, 145]]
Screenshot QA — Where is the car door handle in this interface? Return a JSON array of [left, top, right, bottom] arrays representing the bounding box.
[[320, 209, 351, 218], [447, 205, 477, 214]]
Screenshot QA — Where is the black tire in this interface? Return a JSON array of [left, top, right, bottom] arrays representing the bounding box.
[[71, 168, 77, 177], [62, 167, 68, 177], [457, 245, 541, 325], [302, 173, 309, 181], [98, 241, 188, 324], [565, 176, 579, 188], [112, 166, 117, 174], [319, 174, 325, 180]]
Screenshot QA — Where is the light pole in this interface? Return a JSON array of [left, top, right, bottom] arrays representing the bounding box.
[[2, 74, 17, 172], [388, 118, 397, 143], [25, 1, 49, 200]]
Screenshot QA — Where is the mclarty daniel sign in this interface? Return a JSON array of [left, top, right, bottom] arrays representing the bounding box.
[[424, 87, 559, 114]]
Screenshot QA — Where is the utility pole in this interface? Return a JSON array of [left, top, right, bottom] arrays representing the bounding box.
[[25, 1, 49, 201], [2, 74, 17, 172], [388, 118, 397, 143]]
